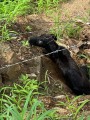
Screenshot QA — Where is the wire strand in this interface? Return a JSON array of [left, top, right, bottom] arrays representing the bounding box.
[[0, 45, 77, 70]]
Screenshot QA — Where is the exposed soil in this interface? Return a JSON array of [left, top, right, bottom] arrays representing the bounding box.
[[61, 0, 90, 21], [0, 0, 90, 118]]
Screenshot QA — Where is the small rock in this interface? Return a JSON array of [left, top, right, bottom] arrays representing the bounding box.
[[0, 42, 21, 85], [54, 95, 66, 99], [0, 42, 41, 85], [54, 107, 68, 115], [86, 22, 90, 25], [28, 73, 37, 79]]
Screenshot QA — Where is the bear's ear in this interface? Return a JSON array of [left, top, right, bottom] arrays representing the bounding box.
[[51, 34, 57, 41]]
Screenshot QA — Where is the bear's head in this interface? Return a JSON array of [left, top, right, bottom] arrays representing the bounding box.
[[29, 34, 57, 48]]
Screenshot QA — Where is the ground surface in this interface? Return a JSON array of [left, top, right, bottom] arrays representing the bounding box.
[[61, 0, 90, 21], [0, 0, 90, 118]]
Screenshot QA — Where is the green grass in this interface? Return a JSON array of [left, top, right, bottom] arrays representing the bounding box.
[[0, 74, 90, 120], [58, 95, 89, 119], [0, 0, 89, 42], [36, 0, 71, 13], [0, 91, 55, 120], [0, 0, 83, 41], [36, 0, 59, 13], [0, 0, 30, 41], [0, 74, 57, 120], [0, 0, 61, 41], [77, 115, 90, 120], [21, 40, 29, 47], [50, 20, 82, 39]]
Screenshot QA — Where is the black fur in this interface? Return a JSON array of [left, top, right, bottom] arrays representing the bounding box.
[[29, 34, 90, 95]]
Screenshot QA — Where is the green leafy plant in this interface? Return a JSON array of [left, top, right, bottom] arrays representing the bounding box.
[[77, 115, 90, 120], [0, 90, 56, 120], [0, 0, 30, 41], [78, 53, 90, 61], [36, 0, 59, 13], [58, 95, 89, 119], [0, 74, 38, 111], [0, 74, 57, 120], [25, 26, 32, 32], [50, 21, 82, 39], [65, 22, 82, 38], [21, 40, 29, 47]]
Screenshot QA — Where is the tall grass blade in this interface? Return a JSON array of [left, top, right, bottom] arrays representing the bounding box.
[[26, 100, 42, 120], [21, 90, 33, 117], [74, 99, 89, 119]]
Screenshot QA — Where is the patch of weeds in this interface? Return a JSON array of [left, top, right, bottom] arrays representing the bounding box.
[[65, 22, 82, 38], [0, 91, 56, 120], [0, 74, 89, 119], [50, 24, 64, 40], [36, 0, 71, 13], [77, 16, 89, 23], [25, 26, 32, 32], [21, 40, 29, 47], [76, 9, 90, 22], [50, 21, 82, 39], [57, 95, 89, 119], [50, 14, 62, 39], [36, 0, 59, 13], [0, 0, 30, 41], [78, 54, 88, 59], [38, 70, 51, 95], [0, 74, 57, 120], [59, 0, 71, 2], [0, 74, 39, 112], [78, 53, 90, 79], [77, 115, 90, 120]]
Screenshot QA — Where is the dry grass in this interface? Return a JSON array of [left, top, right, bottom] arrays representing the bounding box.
[[60, 0, 90, 21]]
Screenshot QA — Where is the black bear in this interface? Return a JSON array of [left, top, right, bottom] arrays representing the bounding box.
[[29, 34, 90, 95]]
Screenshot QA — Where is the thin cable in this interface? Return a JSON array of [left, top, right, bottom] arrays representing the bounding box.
[[0, 45, 77, 70]]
